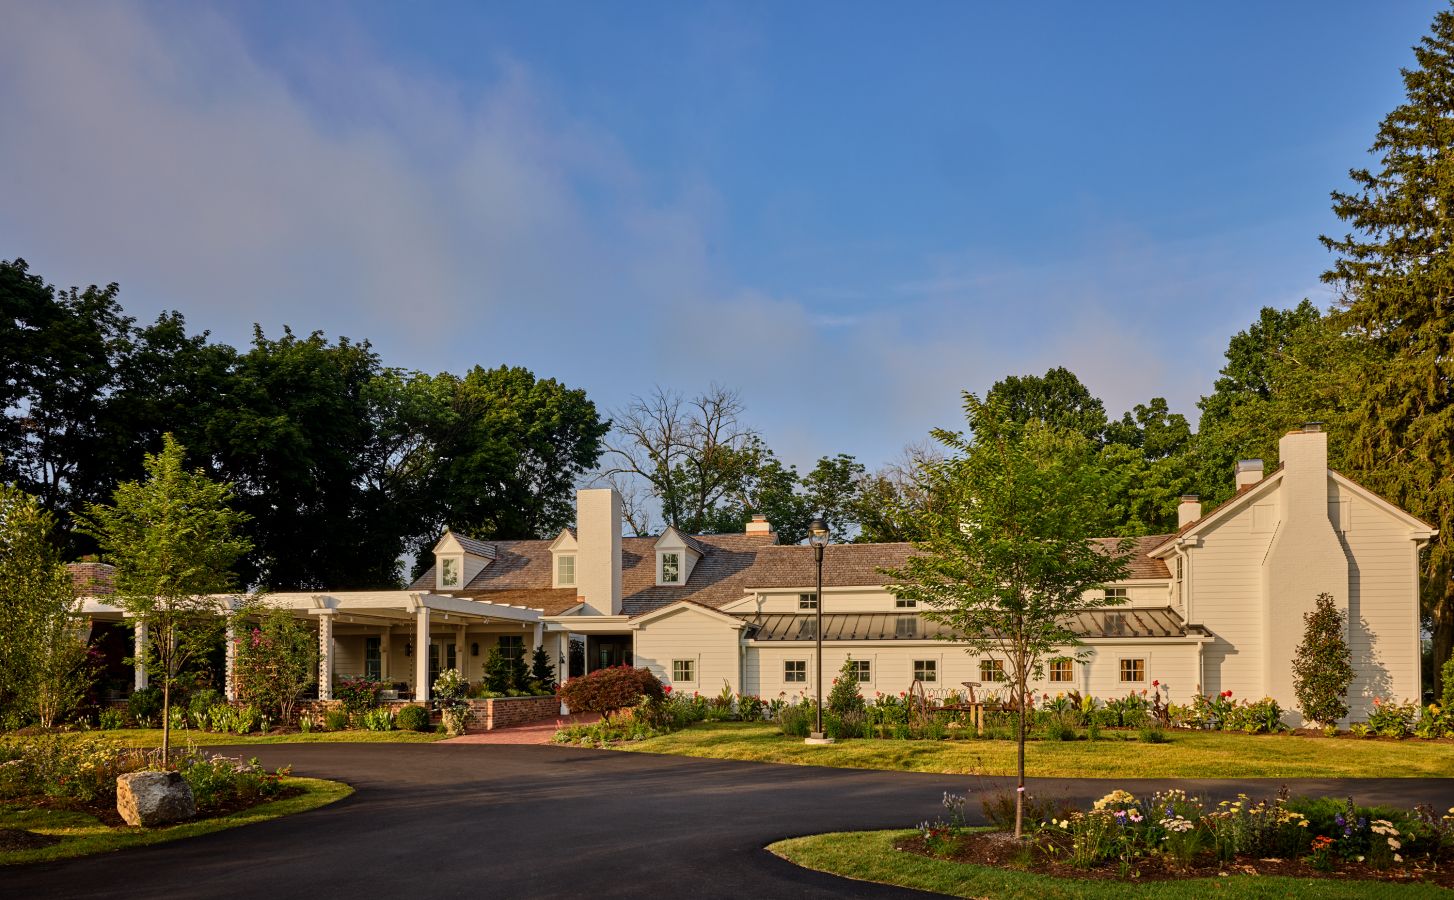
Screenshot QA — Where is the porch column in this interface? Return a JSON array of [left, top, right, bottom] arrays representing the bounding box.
[[557, 630, 570, 715], [382, 624, 392, 682], [133, 620, 149, 691], [317, 612, 335, 701], [532, 622, 544, 657], [415, 605, 431, 702], [224, 621, 238, 701]]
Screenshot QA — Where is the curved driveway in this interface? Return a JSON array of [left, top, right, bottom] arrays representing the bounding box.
[[11, 743, 1454, 899]]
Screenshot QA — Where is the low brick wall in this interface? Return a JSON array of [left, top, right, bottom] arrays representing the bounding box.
[[482, 696, 560, 730]]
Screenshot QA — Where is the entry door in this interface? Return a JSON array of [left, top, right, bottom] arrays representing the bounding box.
[[429, 641, 457, 688]]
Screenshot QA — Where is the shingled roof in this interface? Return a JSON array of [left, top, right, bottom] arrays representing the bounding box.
[[409, 528, 1173, 617]]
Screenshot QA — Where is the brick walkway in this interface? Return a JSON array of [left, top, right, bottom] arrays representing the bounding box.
[[439, 713, 601, 745]]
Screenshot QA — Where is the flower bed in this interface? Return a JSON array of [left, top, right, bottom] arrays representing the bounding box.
[[903, 786, 1454, 887], [0, 734, 294, 827]]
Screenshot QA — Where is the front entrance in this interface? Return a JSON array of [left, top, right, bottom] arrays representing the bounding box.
[[429, 640, 457, 688], [586, 635, 632, 672]]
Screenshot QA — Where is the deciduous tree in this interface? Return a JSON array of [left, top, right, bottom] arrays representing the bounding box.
[[77, 435, 251, 757], [884, 394, 1130, 839]]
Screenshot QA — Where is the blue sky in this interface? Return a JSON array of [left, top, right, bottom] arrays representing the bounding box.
[[0, 2, 1441, 474]]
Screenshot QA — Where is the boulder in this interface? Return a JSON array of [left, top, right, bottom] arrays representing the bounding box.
[[116, 771, 196, 827]]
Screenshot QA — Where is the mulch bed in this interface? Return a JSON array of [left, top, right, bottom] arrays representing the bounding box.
[[0, 828, 62, 852], [895, 832, 1454, 888], [14, 785, 305, 830]]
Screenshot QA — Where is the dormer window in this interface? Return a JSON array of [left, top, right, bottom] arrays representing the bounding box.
[[661, 552, 680, 584], [557, 554, 576, 587], [439, 556, 461, 589]]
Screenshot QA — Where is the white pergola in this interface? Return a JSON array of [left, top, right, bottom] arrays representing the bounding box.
[[84, 591, 547, 703]]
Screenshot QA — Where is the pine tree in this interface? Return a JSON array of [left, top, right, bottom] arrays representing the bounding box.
[[1292, 593, 1354, 727], [827, 656, 866, 718], [529, 644, 556, 689], [1321, 6, 1454, 695]]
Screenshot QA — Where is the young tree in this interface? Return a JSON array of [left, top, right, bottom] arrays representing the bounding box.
[[230, 599, 317, 727], [0, 486, 92, 728], [885, 393, 1130, 839], [1291, 593, 1354, 727], [529, 644, 556, 689], [77, 434, 251, 756], [1320, 6, 1454, 696]]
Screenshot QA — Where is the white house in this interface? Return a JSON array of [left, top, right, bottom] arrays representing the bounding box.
[[79, 424, 1433, 724]]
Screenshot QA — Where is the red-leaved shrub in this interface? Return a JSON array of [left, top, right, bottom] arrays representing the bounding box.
[[558, 666, 665, 719]]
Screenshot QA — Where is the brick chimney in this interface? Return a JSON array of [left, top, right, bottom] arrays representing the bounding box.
[[745, 513, 774, 537], [1177, 495, 1202, 528], [1235, 459, 1264, 489]]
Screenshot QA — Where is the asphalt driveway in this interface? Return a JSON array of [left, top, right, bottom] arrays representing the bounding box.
[[11, 743, 1454, 899]]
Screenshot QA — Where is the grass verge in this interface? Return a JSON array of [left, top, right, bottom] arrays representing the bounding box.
[[768, 829, 1453, 899], [0, 776, 352, 865], [66, 728, 446, 748], [618, 722, 1454, 779]]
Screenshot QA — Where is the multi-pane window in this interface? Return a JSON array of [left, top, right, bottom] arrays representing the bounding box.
[[895, 615, 918, 638], [1049, 659, 1073, 682], [1119, 658, 1146, 682], [784, 660, 807, 683], [1102, 587, 1127, 602], [913, 659, 937, 682], [796, 618, 817, 639], [672, 659, 695, 682], [364, 636, 381, 682], [661, 553, 680, 583], [1104, 613, 1127, 637], [895, 598, 917, 608], [440, 557, 459, 588], [798, 593, 818, 610], [498, 635, 525, 665], [980, 658, 1006, 682], [557, 555, 575, 586], [847, 659, 871, 682]]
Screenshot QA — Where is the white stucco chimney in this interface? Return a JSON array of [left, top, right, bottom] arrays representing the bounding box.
[[1261, 423, 1349, 721], [575, 488, 622, 616], [1177, 495, 1202, 528], [1235, 459, 1264, 489], [745, 513, 774, 537]]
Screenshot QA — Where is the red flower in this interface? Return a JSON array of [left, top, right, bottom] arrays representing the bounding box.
[[1152, 680, 1159, 688], [663, 686, 672, 694]]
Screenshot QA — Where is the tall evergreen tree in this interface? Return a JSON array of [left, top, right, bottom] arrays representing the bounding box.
[[1320, 6, 1454, 694]]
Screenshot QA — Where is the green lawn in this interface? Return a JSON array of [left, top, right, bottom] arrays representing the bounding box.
[[616, 722, 1454, 779], [768, 830, 1453, 899], [0, 776, 352, 865], [68, 728, 446, 748]]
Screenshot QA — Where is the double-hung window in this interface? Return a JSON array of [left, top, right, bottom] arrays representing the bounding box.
[[784, 660, 807, 683], [1049, 659, 1074, 682], [661, 553, 680, 584], [672, 659, 695, 683], [1119, 658, 1146, 682], [557, 555, 575, 587]]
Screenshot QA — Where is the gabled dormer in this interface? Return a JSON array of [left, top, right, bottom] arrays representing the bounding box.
[[432, 529, 496, 592], [549, 528, 578, 589], [655, 527, 704, 587]]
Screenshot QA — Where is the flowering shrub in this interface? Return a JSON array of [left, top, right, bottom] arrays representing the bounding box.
[[433, 668, 470, 735], [177, 750, 290, 812], [1413, 703, 1454, 739], [0, 734, 146, 804], [1221, 697, 1287, 734], [558, 666, 664, 719], [1366, 698, 1418, 738], [335, 676, 385, 714]]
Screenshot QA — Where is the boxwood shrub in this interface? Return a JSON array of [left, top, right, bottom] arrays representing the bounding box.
[[395, 704, 432, 732]]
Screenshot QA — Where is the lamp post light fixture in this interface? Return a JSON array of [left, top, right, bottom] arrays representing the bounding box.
[[805, 517, 834, 745]]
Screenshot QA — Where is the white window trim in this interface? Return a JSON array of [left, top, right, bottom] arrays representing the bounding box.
[[798, 592, 818, 610], [438, 555, 463, 590], [554, 554, 576, 588], [671, 658, 696, 684], [784, 659, 808, 684], [658, 551, 682, 586], [912, 658, 937, 683], [1118, 657, 1146, 683]]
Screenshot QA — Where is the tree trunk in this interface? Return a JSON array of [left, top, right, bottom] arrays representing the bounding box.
[[161, 678, 171, 760], [1432, 585, 1454, 701], [1015, 675, 1026, 840]]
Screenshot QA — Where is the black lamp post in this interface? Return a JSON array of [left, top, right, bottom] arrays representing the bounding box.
[[807, 517, 832, 743]]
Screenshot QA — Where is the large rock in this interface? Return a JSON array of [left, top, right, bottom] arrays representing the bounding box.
[[116, 771, 196, 827]]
